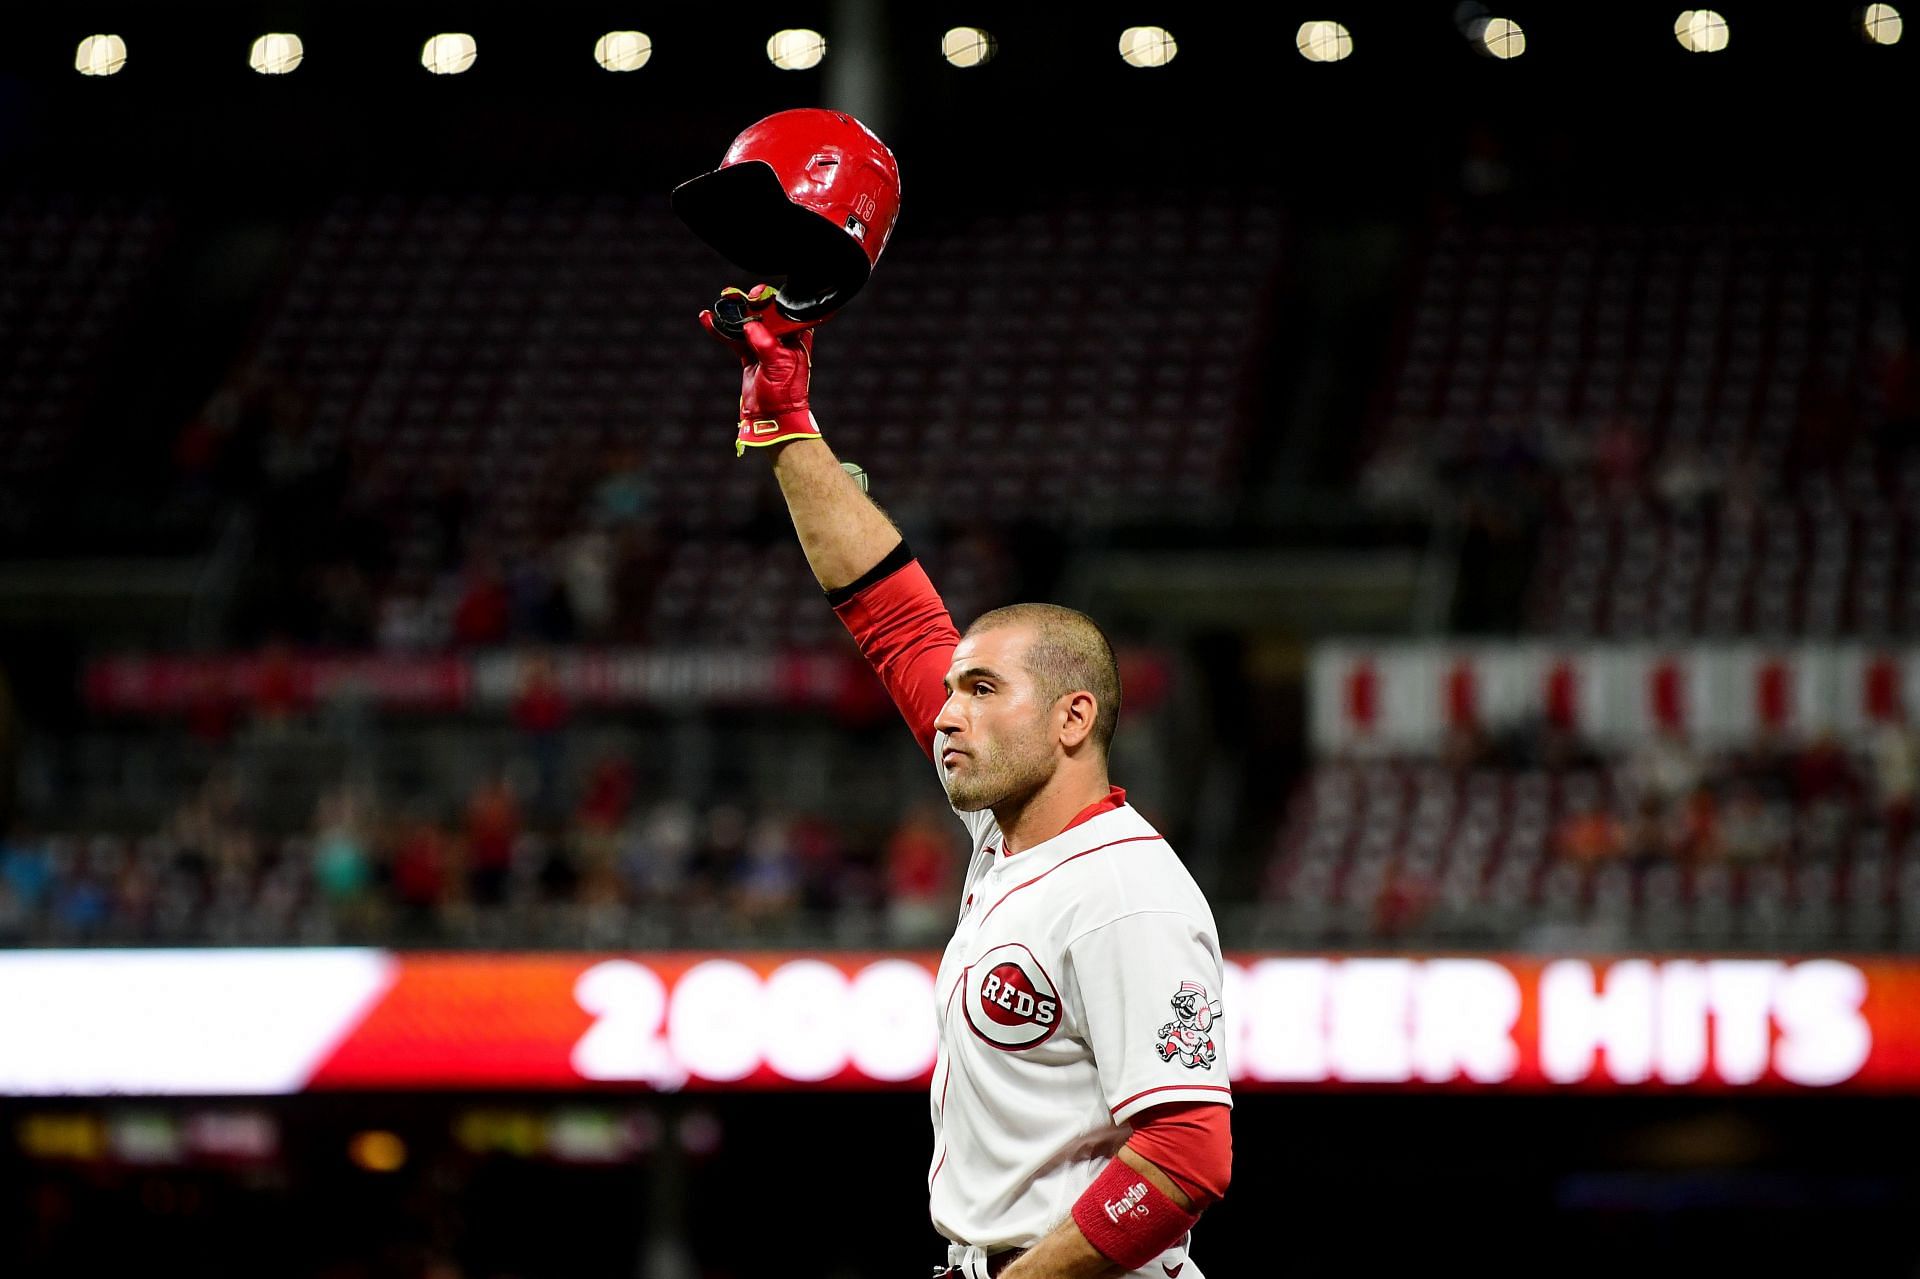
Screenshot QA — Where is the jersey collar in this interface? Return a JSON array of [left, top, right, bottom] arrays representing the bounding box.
[[998, 785, 1127, 859]]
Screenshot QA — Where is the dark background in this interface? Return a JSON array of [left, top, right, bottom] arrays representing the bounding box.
[[7, 1091, 1920, 1277]]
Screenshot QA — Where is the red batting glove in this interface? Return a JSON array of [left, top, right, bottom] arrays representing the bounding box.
[[697, 284, 821, 457]]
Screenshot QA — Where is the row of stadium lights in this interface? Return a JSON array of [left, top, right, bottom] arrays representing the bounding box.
[[1665, 5, 1901, 51], [68, 7, 1907, 78]]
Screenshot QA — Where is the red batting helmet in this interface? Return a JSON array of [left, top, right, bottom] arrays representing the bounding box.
[[671, 108, 902, 322]]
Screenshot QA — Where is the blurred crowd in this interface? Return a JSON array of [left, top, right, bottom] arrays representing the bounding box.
[[1262, 711, 1920, 948], [1545, 722, 1916, 870], [0, 760, 963, 948], [175, 371, 678, 650], [169, 371, 1018, 652]]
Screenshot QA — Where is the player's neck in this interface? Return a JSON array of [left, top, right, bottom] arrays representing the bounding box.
[[992, 764, 1112, 856]]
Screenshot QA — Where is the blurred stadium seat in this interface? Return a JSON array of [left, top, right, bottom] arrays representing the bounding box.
[[197, 190, 1283, 654], [0, 194, 173, 542], [1260, 201, 1920, 952]]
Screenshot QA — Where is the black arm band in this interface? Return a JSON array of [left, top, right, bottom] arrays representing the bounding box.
[[824, 539, 914, 607]]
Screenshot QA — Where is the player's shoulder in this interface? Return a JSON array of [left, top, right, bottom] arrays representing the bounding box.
[[1052, 805, 1213, 926]]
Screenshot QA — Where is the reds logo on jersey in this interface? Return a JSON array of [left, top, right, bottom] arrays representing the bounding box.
[[1157, 980, 1222, 1070], [963, 943, 1061, 1051]]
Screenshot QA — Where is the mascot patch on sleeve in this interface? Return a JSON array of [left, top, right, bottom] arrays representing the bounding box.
[[1156, 980, 1223, 1070]]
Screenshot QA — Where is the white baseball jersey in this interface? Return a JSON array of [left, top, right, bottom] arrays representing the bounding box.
[[927, 767, 1231, 1277]]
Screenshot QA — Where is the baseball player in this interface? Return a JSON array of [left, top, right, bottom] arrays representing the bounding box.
[[698, 291, 1233, 1277]]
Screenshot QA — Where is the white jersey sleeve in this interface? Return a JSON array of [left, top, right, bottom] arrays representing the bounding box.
[[1061, 909, 1234, 1125]]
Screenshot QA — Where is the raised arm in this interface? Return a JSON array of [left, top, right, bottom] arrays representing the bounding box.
[[702, 289, 960, 755], [766, 435, 900, 593]]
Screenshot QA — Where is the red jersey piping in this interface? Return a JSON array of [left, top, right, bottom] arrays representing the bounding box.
[[1109, 1083, 1234, 1116], [976, 834, 1166, 930], [999, 786, 1129, 860]]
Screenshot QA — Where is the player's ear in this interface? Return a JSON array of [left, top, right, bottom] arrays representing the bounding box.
[[1058, 690, 1098, 750]]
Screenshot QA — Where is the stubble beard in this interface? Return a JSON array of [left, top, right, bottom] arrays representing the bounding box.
[[941, 731, 1055, 814]]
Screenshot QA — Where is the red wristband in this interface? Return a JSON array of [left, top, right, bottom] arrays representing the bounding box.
[[735, 408, 820, 455], [1069, 1158, 1199, 1272]]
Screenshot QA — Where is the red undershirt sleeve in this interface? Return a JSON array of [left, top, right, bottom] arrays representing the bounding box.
[[1123, 1101, 1233, 1209], [829, 544, 960, 760]]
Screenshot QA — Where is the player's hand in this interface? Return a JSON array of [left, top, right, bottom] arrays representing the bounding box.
[[738, 303, 814, 420], [698, 284, 766, 367], [700, 285, 763, 434], [698, 283, 822, 457]]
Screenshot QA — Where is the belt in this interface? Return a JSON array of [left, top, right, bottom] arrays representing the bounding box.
[[939, 1244, 1028, 1278]]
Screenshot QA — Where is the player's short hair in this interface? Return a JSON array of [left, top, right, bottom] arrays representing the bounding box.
[[965, 603, 1121, 756]]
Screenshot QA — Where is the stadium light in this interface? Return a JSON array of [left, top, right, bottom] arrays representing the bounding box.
[[1674, 10, 1730, 53], [595, 31, 653, 71], [248, 33, 305, 75], [75, 34, 128, 77], [421, 32, 478, 75], [942, 26, 997, 68], [1118, 26, 1178, 68], [767, 28, 827, 70], [1479, 17, 1526, 58], [1860, 3, 1904, 43], [1296, 21, 1354, 62]]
